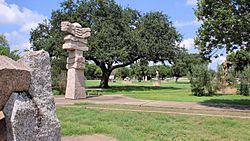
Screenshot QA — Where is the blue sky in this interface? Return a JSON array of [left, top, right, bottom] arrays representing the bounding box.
[[0, 0, 225, 69]]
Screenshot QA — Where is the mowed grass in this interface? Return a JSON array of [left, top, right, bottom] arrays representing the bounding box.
[[57, 104, 250, 141], [86, 79, 250, 105]]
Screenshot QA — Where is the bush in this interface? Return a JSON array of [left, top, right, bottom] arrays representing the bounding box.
[[85, 63, 102, 80], [237, 66, 250, 96], [188, 65, 216, 96]]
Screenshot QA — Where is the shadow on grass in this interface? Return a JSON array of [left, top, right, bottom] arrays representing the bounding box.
[[104, 86, 182, 93], [200, 99, 250, 110], [175, 81, 190, 84]]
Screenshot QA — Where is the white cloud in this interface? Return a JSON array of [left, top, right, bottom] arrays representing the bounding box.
[[4, 30, 30, 51], [0, 0, 46, 32], [186, 0, 197, 6], [174, 20, 201, 27], [180, 38, 195, 50], [1, 0, 46, 51], [12, 41, 31, 50]]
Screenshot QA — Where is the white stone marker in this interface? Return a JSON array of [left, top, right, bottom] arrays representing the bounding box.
[[61, 21, 91, 99]]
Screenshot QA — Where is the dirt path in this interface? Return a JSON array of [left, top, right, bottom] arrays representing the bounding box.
[[62, 134, 117, 141], [55, 95, 250, 112]]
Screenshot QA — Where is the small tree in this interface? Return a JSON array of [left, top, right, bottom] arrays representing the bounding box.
[[0, 34, 20, 60], [171, 52, 205, 82], [189, 65, 216, 96], [237, 66, 250, 96]]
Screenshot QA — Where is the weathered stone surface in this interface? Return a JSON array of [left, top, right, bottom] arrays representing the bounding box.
[[61, 21, 90, 99], [3, 92, 37, 141], [17, 50, 61, 141], [0, 55, 31, 111], [61, 21, 91, 38]]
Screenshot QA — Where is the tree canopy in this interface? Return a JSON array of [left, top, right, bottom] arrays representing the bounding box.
[[30, 0, 182, 88], [194, 0, 250, 59]]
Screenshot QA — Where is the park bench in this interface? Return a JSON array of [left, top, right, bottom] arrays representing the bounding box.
[[86, 88, 103, 96]]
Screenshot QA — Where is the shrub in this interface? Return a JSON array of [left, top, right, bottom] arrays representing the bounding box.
[[188, 65, 216, 96]]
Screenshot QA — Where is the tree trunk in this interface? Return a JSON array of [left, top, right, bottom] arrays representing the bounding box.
[[175, 77, 179, 83], [100, 70, 111, 88]]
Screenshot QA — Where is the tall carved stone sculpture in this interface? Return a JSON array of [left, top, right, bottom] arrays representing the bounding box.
[[61, 21, 91, 99]]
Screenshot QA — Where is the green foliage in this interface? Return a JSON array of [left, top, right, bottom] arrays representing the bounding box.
[[194, 0, 250, 59], [85, 63, 102, 79], [227, 49, 250, 72], [0, 34, 9, 47], [148, 65, 172, 80], [172, 52, 205, 82], [130, 60, 149, 81], [189, 65, 216, 96], [30, 0, 182, 88], [115, 67, 132, 80], [237, 66, 250, 96]]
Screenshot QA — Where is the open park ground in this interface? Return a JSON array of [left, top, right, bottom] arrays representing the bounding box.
[[56, 79, 250, 141]]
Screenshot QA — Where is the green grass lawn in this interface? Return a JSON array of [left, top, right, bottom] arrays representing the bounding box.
[[85, 80, 250, 105], [57, 104, 250, 141]]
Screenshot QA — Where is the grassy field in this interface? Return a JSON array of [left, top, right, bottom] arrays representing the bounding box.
[[57, 104, 250, 141], [85, 80, 250, 105]]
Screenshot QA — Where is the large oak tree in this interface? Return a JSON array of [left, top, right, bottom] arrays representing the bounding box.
[[30, 0, 182, 88]]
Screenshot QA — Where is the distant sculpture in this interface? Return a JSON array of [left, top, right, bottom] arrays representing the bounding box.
[[156, 70, 160, 80], [222, 60, 232, 87], [153, 70, 161, 87], [61, 21, 91, 99]]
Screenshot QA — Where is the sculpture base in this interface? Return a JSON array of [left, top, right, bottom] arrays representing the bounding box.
[[153, 80, 161, 87], [65, 69, 86, 99]]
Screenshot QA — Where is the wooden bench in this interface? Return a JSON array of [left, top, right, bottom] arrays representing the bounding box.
[[86, 88, 103, 96]]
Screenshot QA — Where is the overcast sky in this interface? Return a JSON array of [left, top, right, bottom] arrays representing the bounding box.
[[0, 0, 225, 69]]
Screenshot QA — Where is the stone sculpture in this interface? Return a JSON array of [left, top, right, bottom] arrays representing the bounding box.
[[0, 50, 61, 141], [61, 21, 91, 99]]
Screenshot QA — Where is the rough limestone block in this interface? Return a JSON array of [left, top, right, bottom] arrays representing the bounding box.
[[3, 92, 37, 141], [0, 55, 31, 111], [18, 50, 61, 141]]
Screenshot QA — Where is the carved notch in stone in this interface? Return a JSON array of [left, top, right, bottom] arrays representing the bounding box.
[[0, 55, 31, 111]]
